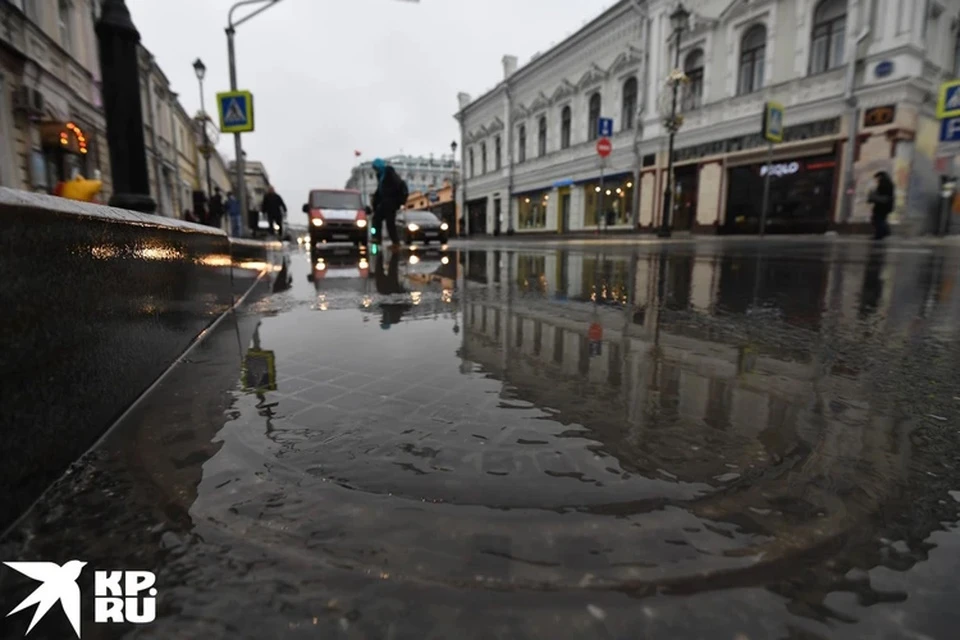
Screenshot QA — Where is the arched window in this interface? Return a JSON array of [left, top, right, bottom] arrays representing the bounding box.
[[560, 106, 572, 149], [518, 125, 526, 163], [682, 49, 704, 111], [481, 142, 487, 174], [537, 116, 547, 157], [587, 92, 601, 141], [621, 77, 638, 130], [494, 136, 502, 170], [738, 24, 766, 94], [810, 0, 846, 74]]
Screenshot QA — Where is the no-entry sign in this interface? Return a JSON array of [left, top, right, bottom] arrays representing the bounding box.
[[596, 138, 612, 158]]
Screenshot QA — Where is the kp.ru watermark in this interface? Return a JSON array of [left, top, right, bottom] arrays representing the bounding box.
[[3, 561, 156, 638]]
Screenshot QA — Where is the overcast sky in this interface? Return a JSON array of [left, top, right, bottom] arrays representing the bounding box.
[[127, 0, 619, 204]]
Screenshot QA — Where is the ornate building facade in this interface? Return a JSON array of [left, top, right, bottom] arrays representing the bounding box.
[[456, 0, 960, 236]]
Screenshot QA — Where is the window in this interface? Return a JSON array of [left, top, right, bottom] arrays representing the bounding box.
[[587, 92, 601, 141], [809, 0, 846, 74], [682, 49, 705, 110], [537, 116, 547, 157], [24, 0, 40, 23], [621, 77, 638, 130], [584, 177, 634, 227], [58, 0, 72, 53], [469, 148, 475, 177], [494, 136, 502, 170], [560, 106, 571, 149], [481, 142, 487, 174], [517, 192, 548, 229], [738, 24, 766, 94], [518, 125, 526, 163]]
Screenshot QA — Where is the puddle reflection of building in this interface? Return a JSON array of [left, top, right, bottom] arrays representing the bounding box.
[[458, 246, 923, 569]]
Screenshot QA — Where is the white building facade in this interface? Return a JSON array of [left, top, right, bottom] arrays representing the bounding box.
[[345, 153, 459, 206], [456, 1, 647, 236], [457, 0, 960, 236]]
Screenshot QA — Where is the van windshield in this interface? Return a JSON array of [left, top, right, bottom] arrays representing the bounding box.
[[310, 191, 362, 210]]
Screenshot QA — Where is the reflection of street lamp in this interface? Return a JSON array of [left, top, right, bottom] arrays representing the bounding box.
[[192, 58, 213, 198], [450, 140, 459, 236], [658, 3, 690, 238]]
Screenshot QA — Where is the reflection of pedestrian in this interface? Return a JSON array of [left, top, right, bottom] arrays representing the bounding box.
[[867, 171, 894, 240], [375, 250, 411, 328], [859, 248, 885, 319]]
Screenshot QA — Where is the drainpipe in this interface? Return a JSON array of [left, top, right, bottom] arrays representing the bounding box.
[[839, 2, 870, 226], [506, 81, 515, 235], [170, 93, 182, 217], [143, 54, 163, 215], [631, 3, 650, 230]]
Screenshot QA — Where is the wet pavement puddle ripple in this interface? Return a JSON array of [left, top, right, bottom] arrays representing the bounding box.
[[4, 240, 960, 639]]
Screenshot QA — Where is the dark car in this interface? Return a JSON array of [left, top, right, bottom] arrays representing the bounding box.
[[399, 210, 449, 246], [302, 189, 369, 247]]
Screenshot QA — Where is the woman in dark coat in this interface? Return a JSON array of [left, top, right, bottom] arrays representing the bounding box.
[[868, 171, 894, 240]]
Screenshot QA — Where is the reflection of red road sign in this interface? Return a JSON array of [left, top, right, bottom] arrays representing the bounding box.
[[596, 138, 611, 158], [588, 322, 602, 342]]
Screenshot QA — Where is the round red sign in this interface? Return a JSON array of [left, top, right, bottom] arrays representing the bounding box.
[[596, 138, 612, 158]]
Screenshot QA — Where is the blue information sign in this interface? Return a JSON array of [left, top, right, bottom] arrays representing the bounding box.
[[940, 117, 960, 142], [597, 117, 613, 138]]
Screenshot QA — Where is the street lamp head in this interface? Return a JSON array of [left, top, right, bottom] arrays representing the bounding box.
[[192, 58, 206, 81], [670, 3, 690, 32], [450, 141, 458, 154]]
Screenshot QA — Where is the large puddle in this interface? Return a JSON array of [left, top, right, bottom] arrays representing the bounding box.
[[4, 241, 960, 639]]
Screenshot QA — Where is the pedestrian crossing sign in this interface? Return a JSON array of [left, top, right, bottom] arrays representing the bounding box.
[[937, 80, 960, 119], [217, 90, 255, 133], [762, 101, 785, 143]]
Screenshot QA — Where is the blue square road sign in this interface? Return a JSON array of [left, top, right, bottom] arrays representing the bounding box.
[[937, 80, 960, 119], [597, 117, 613, 138], [217, 90, 255, 134], [940, 117, 960, 142]]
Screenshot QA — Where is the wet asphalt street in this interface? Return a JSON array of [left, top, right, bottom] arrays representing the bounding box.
[[4, 238, 960, 639]]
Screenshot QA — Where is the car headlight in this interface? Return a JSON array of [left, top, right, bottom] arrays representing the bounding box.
[[311, 218, 323, 227], [407, 223, 420, 232], [356, 219, 367, 228], [440, 222, 449, 231]]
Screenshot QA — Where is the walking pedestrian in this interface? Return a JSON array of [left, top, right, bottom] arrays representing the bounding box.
[[867, 171, 894, 240], [208, 187, 225, 230], [226, 192, 243, 237], [370, 158, 408, 250], [261, 186, 287, 239]]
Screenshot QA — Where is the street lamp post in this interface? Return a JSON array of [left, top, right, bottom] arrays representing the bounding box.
[[226, 0, 285, 229], [658, 3, 690, 239], [192, 58, 214, 199], [450, 140, 459, 236], [95, 0, 156, 212]]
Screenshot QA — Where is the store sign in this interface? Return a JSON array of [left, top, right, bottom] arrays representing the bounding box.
[[863, 105, 895, 128], [760, 162, 800, 178]]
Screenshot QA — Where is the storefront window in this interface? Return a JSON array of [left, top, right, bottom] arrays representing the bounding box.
[[39, 121, 91, 191], [724, 154, 837, 233], [583, 177, 634, 227], [517, 191, 548, 229]]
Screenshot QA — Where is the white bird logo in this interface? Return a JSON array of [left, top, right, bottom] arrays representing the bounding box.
[[4, 561, 87, 638]]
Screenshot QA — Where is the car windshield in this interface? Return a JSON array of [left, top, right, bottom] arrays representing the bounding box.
[[310, 191, 362, 210], [403, 211, 440, 223]]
